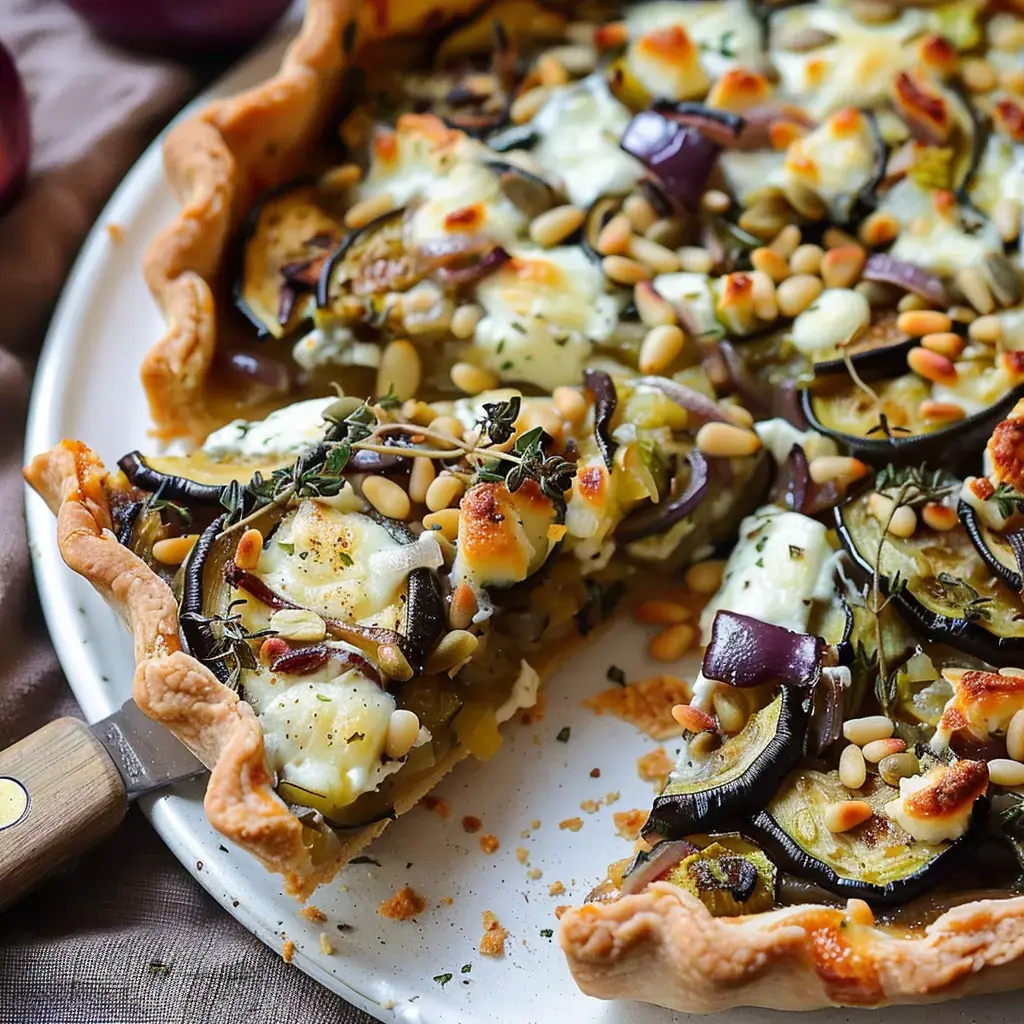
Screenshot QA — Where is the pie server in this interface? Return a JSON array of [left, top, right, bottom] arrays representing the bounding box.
[[0, 701, 206, 910]]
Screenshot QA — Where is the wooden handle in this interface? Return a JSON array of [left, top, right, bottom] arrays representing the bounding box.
[[0, 717, 126, 910]]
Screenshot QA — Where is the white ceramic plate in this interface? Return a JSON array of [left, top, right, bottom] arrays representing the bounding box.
[[23, 17, 1022, 1024]]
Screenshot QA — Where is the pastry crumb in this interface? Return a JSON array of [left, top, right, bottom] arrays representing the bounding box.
[[559, 817, 583, 832], [637, 746, 674, 790], [480, 910, 508, 956], [590, 767, 601, 778], [300, 905, 327, 923], [555, 905, 571, 919], [527, 868, 543, 880], [613, 808, 649, 841], [479, 834, 500, 854], [378, 886, 426, 920], [282, 938, 295, 963], [106, 223, 124, 243], [440, 896, 454, 907], [548, 880, 565, 896], [520, 829, 531, 839], [462, 815, 482, 833], [580, 798, 601, 814], [521, 691, 547, 725], [422, 796, 451, 818], [516, 846, 529, 865], [531, 819, 541, 829], [584, 675, 691, 739], [604, 790, 620, 805], [319, 933, 334, 955]]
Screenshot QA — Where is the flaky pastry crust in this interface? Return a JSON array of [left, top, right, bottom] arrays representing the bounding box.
[[141, 0, 483, 440], [559, 882, 1024, 1011]]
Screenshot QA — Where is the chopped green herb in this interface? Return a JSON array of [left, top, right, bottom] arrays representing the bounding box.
[[346, 731, 366, 743], [433, 973, 453, 988], [147, 962, 172, 976], [540, 929, 553, 938], [556, 727, 571, 743], [788, 545, 804, 560], [461, 964, 472, 974], [339, 551, 354, 567], [606, 665, 627, 686]]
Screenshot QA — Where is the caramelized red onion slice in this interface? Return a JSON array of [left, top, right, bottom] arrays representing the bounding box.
[[617, 449, 709, 543], [621, 839, 699, 895], [269, 642, 381, 684], [649, 101, 744, 146], [583, 368, 618, 469], [416, 236, 511, 286], [808, 666, 848, 756], [862, 254, 948, 307], [702, 611, 826, 690], [635, 376, 729, 424], [620, 110, 722, 212], [771, 444, 843, 516]]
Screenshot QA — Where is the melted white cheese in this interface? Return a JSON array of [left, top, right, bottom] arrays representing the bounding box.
[[292, 324, 382, 372], [652, 272, 719, 337], [754, 418, 839, 464], [885, 767, 975, 843], [202, 398, 333, 461], [494, 660, 542, 724], [790, 288, 871, 357], [530, 75, 644, 207]]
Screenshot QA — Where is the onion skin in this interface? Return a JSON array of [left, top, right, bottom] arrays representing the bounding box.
[[583, 368, 619, 469], [635, 376, 729, 424], [771, 444, 843, 517], [862, 254, 948, 307], [616, 449, 710, 542], [702, 610, 825, 690]]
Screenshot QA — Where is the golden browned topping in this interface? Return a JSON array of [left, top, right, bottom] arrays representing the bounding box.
[[584, 676, 692, 739], [904, 760, 989, 819], [378, 886, 426, 921], [987, 404, 1024, 491], [613, 809, 649, 841], [636, 747, 674, 790], [299, 905, 327, 923], [462, 815, 482, 833], [559, 817, 584, 832], [479, 834, 500, 854], [480, 910, 508, 956]]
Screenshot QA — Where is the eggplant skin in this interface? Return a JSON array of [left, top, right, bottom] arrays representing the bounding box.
[[801, 382, 1024, 472], [642, 687, 809, 842], [958, 498, 1024, 593], [746, 798, 990, 907], [118, 451, 223, 505], [834, 501, 1024, 668]]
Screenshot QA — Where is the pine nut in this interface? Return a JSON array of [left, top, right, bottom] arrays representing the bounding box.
[[749, 270, 779, 322], [344, 191, 395, 229], [713, 689, 748, 735], [962, 57, 997, 93], [988, 758, 1024, 788], [402, 399, 437, 426], [377, 339, 421, 402], [695, 422, 762, 458], [430, 416, 464, 442], [602, 254, 652, 285], [908, 346, 958, 386], [897, 310, 953, 336], [448, 582, 478, 630], [992, 198, 1022, 243], [426, 629, 479, 674], [921, 501, 959, 531], [1007, 709, 1024, 763], [862, 737, 906, 763], [384, 709, 421, 759], [720, 403, 754, 429], [628, 235, 680, 274], [650, 623, 695, 661], [839, 744, 867, 789], [234, 528, 264, 570], [635, 600, 691, 625], [769, 224, 802, 258], [843, 715, 894, 746], [634, 282, 677, 328], [451, 362, 499, 394], [751, 246, 791, 283], [363, 476, 411, 519], [948, 304, 977, 325], [824, 226, 860, 249], [888, 504, 917, 538], [878, 751, 920, 787], [820, 245, 867, 289], [921, 332, 964, 360], [425, 474, 465, 512], [689, 730, 721, 757], [956, 267, 994, 315], [645, 217, 685, 249], [672, 702, 716, 733], [677, 246, 713, 273], [776, 274, 824, 317], [529, 204, 584, 247], [423, 507, 461, 541], [701, 189, 731, 214], [639, 324, 685, 374], [898, 292, 930, 313], [269, 608, 327, 642], [595, 213, 632, 255], [536, 53, 569, 87], [858, 210, 899, 247], [784, 181, 827, 220], [846, 898, 875, 926], [152, 534, 199, 566], [451, 303, 484, 339], [969, 315, 1003, 344], [408, 457, 436, 504], [824, 800, 873, 833], [318, 163, 362, 191], [919, 400, 965, 424], [808, 455, 869, 487], [789, 243, 823, 276], [685, 559, 726, 595], [553, 385, 588, 423], [738, 204, 785, 240], [510, 85, 551, 124], [623, 194, 658, 233]]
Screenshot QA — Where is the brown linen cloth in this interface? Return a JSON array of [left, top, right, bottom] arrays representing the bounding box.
[[0, 3, 373, 1021]]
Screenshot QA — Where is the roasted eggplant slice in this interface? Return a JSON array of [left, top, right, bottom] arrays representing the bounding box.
[[234, 180, 341, 338], [958, 498, 1024, 593], [836, 484, 1024, 666], [748, 769, 988, 905], [643, 688, 809, 841]]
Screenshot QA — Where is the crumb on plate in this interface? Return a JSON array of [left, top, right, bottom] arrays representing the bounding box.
[[282, 938, 295, 963], [107, 223, 124, 243], [422, 795, 450, 818], [531, 819, 541, 829], [613, 808, 649, 841], [559, 817, 583, 832], [479, 833, 500, 854], [462, 815, 482, 833], [300, 905, 327, 923], [637, 746, 674, 789], [319, 933, 334, 955], [548, 880, 565, 896], [584, 675, 692, 739], [590, 767, 601, 778], [521, 691, 547, 725], [378, 886, 426, 920], [480, 911, 508, 956], [527, 868, 543, 880], [555, 905, 571, 919]]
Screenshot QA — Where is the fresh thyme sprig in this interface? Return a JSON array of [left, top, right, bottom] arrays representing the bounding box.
[[874, 463, 956, 509], [181, 599, 276, 689], [993, 482, 1024, 520], [142, 482, 193, 527], [933, 571, 993, 622]]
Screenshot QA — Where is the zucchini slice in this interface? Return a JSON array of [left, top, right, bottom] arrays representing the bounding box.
[[836, 486, 1024, 666], [643, 688, 808, 841], [748, 769, 988, 905]]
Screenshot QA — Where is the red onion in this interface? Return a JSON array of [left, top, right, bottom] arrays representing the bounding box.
[[635, 376, 729, 423], [702, 610, 825, 690], [0, 41, 30, 214], [650, 101, 745, 146], [65, 0, 292, 53], [583, 369, 618, 469], [808, 666, 847, 756], [863, 254, 949, 307], [617, 449, 709, 542], [771, 444, 843, 516], [620, 110, 721, 213], [434, 246, 510, 286], [621, 839, 698, 895]]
